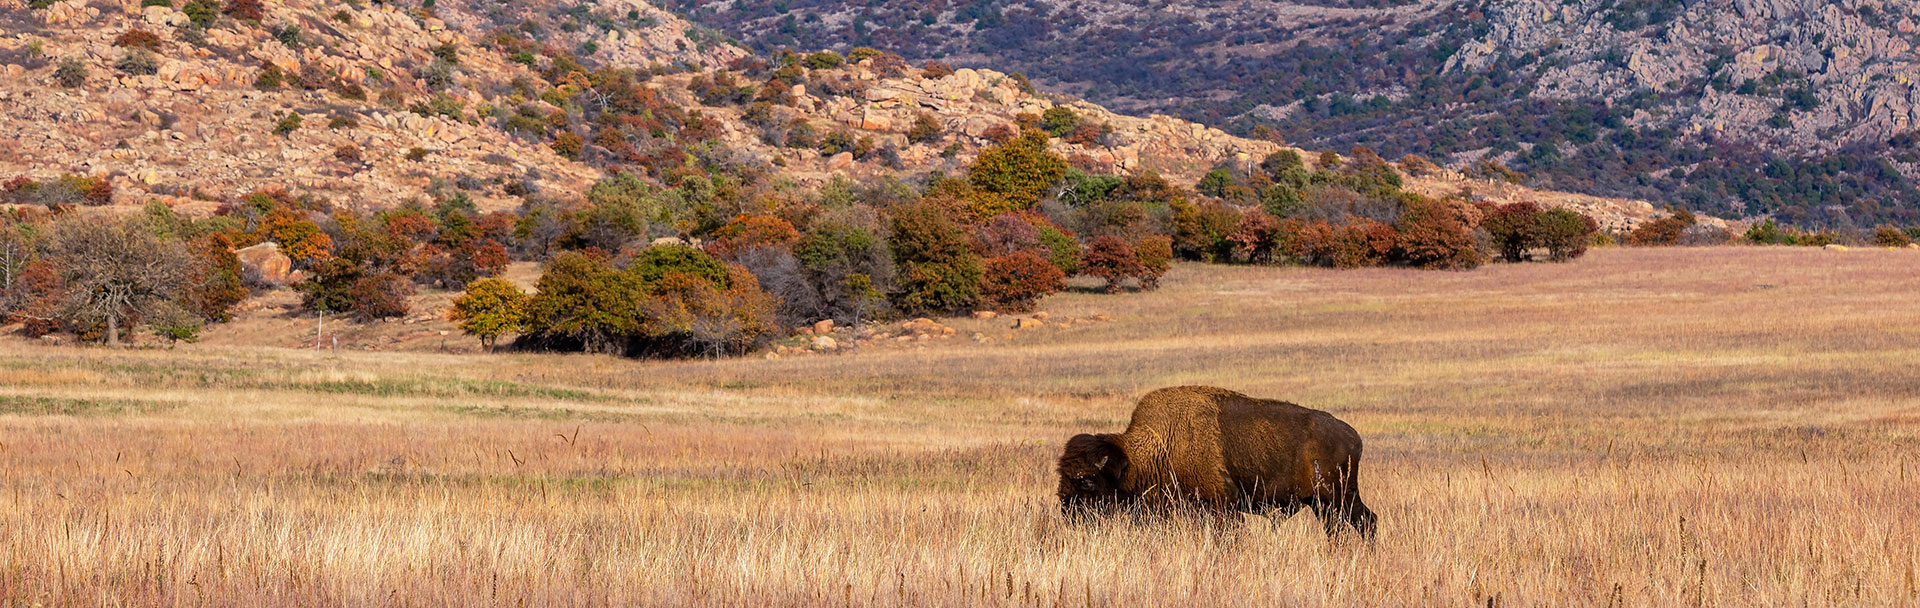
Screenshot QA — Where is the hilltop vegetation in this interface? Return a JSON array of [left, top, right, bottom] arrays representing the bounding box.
[[671, 0, 1920, 227]]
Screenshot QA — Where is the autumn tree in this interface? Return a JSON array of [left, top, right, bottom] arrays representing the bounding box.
[[1082, 235, 1142, 293], [449, 277, 528, 349], [1482, 202, 1544, 263], [42, 216, 194, 346], [980, 251, 1064, 312]]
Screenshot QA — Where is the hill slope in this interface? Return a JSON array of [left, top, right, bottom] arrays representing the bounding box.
[[0, 0, 1672, 229], [670, 0, 1920, 226]]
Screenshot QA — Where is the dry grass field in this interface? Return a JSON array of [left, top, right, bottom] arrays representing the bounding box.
[[2, 247, 1918, 606]]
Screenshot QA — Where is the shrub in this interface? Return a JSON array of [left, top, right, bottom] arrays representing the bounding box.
[[449, 277, 527, 349], [1041, 106, 1079, 137], [1227, 208, 1282, 264], [114, 29, 164, 51], [638, 263, 779, 357], [897, 256, 982, 314], [333, 144, 362, 164], [1134, 235, 1173, 289], [272, 23, 302, 48], [296, 258, 361, 313], [272, 112, 302, 137], [147, 304, 203, 346], [1082, 235, 1142, 292], [223, 0, 264, 22], [889, 201, 981, 314], [802, 51, 845, 70], [974, 213, 1042, 257], [267, 214, 331, 265], [793, 218, 897, 324], [1743, 219, 1787, 245], [1398, 154, 1441, 177], [405, 147, 429, 162], [254, 63, 285, 89], [1170, 199, 1239, 262], [1064, 122, 1108, 146], [907, 113, 942, 143], [1625, 210, 1694, 246], [923, 61, 955, 78], [1872, 225, 1912, 248], [1034, 223, 1081, 276], [551, 132, 584, 160], [181, 1, 217, 27], [1482, 201, 1544, 262], [1317, 150, 1342, 170], [348, 272, 412, 321], [967, 130, 1066, 218], [417, 239, 508, 289], [522, 252, 647, 354], [629, 245, 731, 288], [980, 251, 1064, 312], [53, 58, 87, 88], [708, 215, 801, 260], [1535, 208, 1599, 261], [1393, 198, 1484, 270], [183, 233, 249, 322]]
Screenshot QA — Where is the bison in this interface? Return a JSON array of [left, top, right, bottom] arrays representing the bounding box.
[[1056, 386, 1376, 539]]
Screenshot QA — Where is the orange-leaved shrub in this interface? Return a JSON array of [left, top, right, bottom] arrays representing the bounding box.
[[1393, 198, 1485, 269], [980, 251, 1064, 312], [1082, 235, 1143, 293]]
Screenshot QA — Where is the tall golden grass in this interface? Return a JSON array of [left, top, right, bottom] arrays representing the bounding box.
[[2, 247, 1917, 605]]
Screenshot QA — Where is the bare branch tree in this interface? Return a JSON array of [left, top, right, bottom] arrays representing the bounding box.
[[45, 216, 193, 346]]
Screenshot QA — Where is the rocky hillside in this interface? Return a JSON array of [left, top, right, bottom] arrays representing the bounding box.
[[0, 0, 1678, 232], [670, 0, 1920, 227], [0, 0, 748, 213]]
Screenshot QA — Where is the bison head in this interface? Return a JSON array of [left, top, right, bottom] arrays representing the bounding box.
[[1056, 433, 1129, 513]]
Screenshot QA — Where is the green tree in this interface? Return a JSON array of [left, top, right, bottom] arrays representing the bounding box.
[[888, 202, 982, 314], [1535, 208, 1599, 261], [1041, 106, 1080, 137], [523, 252, 646, 354], [449, 278, 528, 349], [967, 130, 1066, 218]]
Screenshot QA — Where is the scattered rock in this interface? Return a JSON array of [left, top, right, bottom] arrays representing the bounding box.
[[971, 311, 997, 319], [812, 319, 835, 334], [1032, 312, 1051, 320], [810, 336, 838, 351], [1013, 318, 1044, 329], [1824, 244, 1849, 251]]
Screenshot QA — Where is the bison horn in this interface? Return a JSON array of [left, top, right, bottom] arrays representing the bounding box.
[[1094, 456, 1109, 469]]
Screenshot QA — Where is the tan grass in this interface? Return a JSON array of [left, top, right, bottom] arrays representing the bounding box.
[[2, 247, 1918, 605]]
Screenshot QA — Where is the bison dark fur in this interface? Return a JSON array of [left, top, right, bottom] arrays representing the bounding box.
[[1056, 386, 1376, 539]]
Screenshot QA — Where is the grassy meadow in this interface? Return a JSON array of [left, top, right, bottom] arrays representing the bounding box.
[[2, 247, 1918, 605]]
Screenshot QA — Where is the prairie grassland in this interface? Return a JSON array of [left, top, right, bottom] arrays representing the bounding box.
[[2, 247, 1918, 606]]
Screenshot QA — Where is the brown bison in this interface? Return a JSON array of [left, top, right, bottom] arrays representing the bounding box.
[[1056, 386, 1376, 539]]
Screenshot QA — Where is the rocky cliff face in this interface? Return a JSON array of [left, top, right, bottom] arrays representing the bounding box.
[[1455, 0, 1920, 155]]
